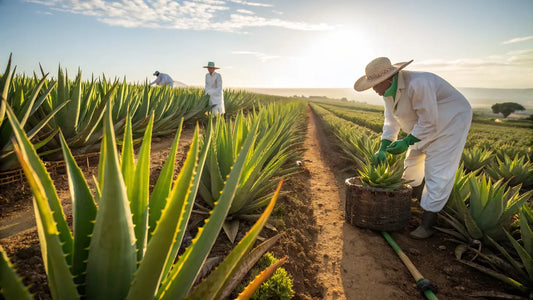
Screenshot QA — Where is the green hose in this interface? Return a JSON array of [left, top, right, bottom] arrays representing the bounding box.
[[382, 232, 438, 300]]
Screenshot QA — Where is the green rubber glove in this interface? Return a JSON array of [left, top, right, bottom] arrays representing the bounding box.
[[372, 139, 392, 165], [386, 134, 420, 155]]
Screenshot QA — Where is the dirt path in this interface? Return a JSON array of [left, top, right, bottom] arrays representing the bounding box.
[[302, 107, 410, 299]]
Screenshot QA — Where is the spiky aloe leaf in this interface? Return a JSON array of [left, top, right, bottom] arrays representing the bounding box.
[[12, 140, 79, 299], [85, 104, 137, 300], [506, 228, 533, 282], [187, 180, 284, 300], [58, 131, 97, 292], [236, 256, 288, 300], [519, 208, 533, 256], [148, 118, 183, 238], [0, 245, 33, 300], [157, 117, 261, 300], [130, 112, 154, 261], [121, 112, 135, 191], [0, 54, 13, 126], [459, 259, 528, 293], [5, 99, 75, 260], [126, 124, 205, 300], [215, 235, 283, 300], [162, 120, 213, 279]]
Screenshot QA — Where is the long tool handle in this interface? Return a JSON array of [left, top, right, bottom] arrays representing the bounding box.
[[382, 232, 438, 300]]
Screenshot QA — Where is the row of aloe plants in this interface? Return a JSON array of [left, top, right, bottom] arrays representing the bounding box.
[[198, 101, 307, 242], [0, 55, 261, 171], [311, 101, 533, 298], [312, 101, 532, 189], [462, 146, 532, 189], [0, 91, 296, 299], [309, 103, 406, 190]]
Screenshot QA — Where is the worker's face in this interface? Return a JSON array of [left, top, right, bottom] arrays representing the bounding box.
[[207, 67, 215, 74], [372, 77, 393, 96]]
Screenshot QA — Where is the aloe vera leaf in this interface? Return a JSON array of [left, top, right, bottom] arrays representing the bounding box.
[[0, 245, 33, 300], [130, 112, 154, 261], [188, 181, 283, 300], [519, 208, 533, 256], [158, 119, 261, 300], [164, 122, 212, 279], [126, 126, 204, 300], [59, 131, 97, 292], [85, 105, 137, 300], [121, 112, 135, 190], [459, 259, 528, 293], [236, 256, 288, 300], [4, 101, 74, 264], [505, 230, 533, 281], [148, 118, 183, 238], [11, 140, 79, 299], [0, 54, 13, 126]]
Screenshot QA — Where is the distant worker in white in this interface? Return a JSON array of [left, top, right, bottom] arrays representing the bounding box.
[[203, 61, 225, 115], [149, 70, 174, 88], [354, 57, 472, 239]]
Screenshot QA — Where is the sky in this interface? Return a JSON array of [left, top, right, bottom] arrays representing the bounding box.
[[1, 0, 532, 89]]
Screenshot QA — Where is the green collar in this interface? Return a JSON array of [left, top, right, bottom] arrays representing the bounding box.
[[383, 73, 398, 100]]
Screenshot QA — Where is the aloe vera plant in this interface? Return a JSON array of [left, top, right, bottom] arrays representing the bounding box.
[[461, 174, 530, 241], [199, 103, 304, 242], [1, 98, 283, 299], [452, 206, 533, 298], [461, 146, 493, 173], [357, 156, 407, 190], [485, 154, 533, 189]]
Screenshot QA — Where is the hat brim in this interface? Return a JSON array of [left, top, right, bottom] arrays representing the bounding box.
[[353, 60, 413, 92], [203, 66, 220, 69]]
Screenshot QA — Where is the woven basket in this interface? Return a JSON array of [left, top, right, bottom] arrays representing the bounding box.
[[345, 177, 412, 231]]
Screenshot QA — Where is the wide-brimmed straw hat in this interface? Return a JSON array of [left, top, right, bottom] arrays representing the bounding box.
[[353, 57, 413, 91], [203, 61, 220, 69]]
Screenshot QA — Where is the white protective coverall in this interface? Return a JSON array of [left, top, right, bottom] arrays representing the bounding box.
[[205, 72, 225, 114], [381, 70, 472, 212], [150, 73, 174, 88]]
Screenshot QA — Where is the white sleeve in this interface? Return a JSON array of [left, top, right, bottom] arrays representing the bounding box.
[[408, 79, 438, 141], [381, 99, 401, 142], [151, 76, 161, 86], [216, 74, 223, 94]]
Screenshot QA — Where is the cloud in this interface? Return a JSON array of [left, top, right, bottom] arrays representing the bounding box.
[[236, 9, 254, 15], [501, 35, 533, 45], [228, 0, 273, 7], [414, 50, 533, 88], [24, 0, 331, 32], [417, 49, 533, 69], [232, 50, 279, 62]]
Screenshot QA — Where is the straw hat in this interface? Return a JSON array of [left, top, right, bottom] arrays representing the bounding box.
[[203, 61, 220, 69], [353, 57, 413, 91]]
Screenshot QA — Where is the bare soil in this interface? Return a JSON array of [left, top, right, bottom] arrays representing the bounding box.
[[0, 106, 510, 299]]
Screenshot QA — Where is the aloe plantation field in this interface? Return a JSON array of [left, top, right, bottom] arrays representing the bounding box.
[[1, 55, 533, 300]]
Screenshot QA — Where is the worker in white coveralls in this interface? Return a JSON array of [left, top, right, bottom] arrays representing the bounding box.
[[353, 57, 472, 239], [204, 61, 225, 115], [150, 71, 174, 88]]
